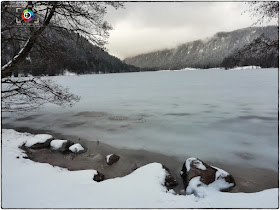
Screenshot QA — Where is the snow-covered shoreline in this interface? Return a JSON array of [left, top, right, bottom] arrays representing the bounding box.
[[2, 129, 278, 208], [157, 65, 262, 72]]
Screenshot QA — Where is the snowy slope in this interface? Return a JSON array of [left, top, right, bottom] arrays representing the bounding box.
[[2, 129, 278, 208], [124, 26, 278, 69]]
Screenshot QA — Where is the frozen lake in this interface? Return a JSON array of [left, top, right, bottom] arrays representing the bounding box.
[[2, 68, 278, 171]]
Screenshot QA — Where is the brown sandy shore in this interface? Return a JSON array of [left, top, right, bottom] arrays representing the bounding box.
[[2, 124, 278, 194]]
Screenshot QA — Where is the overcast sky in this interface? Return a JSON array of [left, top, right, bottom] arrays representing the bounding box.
[[104, 2, 275, 60]]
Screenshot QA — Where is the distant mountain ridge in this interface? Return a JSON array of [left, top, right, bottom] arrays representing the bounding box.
[[124, 26, 278, 69]]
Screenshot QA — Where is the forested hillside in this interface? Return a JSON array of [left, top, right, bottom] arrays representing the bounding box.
[[124, 26, 278, 69], [1, 28, 152, 77]]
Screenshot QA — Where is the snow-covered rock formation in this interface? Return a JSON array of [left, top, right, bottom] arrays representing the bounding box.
[[180, 157, 236, 197]]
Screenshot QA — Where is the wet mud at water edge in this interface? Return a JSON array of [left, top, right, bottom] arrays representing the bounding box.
[[2, 125, 278, 194]]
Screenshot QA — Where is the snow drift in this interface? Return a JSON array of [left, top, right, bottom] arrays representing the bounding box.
[[2, 129, 278, 208]]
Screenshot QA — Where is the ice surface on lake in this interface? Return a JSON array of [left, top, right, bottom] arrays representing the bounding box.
[[2, 68, 278, 171]]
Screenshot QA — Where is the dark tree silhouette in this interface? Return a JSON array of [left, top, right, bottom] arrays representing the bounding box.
[[247, 1, 279, 25], [222, 2, 280, 69], [2, 77, 80, 112], [1, 1, 123, 112]]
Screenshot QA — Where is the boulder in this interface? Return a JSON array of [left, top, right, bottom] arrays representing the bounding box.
[[25, 134, 53, 149], [162, 165, 178, 188], [28, 139, 53, 149], [106, 154, 120, 165], [93, 171, 105, 182], [69, 143, 85, 154], [59, 140, 75, 152], [50, 140, 74, 152], [180, 157, 235, 195]]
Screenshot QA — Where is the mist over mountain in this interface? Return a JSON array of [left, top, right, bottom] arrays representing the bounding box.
[[124, 26, 278, 69]]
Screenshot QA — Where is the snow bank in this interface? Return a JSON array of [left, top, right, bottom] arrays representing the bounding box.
[[50, 140, 67, 150], [186, 176, 203, 195], [231, 66, 261, 70], [158, 66, 262, 72], [175, 67, 199, 71], [186, 176, 235, 198], [63, 70, 77, 76], [25, 134, 52, 147], [157, 67, 199, 72], [69, 143, 84, 153], [2, 129, 278, 208]]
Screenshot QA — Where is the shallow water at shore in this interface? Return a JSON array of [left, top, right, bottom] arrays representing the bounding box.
[[2, 126, 278, 194]]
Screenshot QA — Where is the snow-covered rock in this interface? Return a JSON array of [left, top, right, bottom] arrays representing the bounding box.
[[50, 139, 74, 152], [24, 134, 53, 149], [50, 140, 67, 149], [180, 157, 235, 196], [162, 165, 178, 188], [69, 143, 84, 153], [185, 158, 207, 171], [106, 154, 120, 165], [93, 171, 105, 182]]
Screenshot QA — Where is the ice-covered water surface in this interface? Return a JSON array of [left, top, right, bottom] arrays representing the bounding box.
[[3, 68, 278, 171]]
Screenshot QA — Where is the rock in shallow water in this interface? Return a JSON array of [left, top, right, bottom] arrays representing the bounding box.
[[106, 154, 120, 165], [50, 140, 74, 152], [180, 157, 236, 195], [29, 139, 53, 149], [24, 134, 53, 149], [93, 171, 105, 182], [69, 143, 85, 154]]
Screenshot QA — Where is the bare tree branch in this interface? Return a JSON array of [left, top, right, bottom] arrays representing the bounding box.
[[1, 1, 123, 112], [2, 77, 80, 112], [1, 2, 57, 76]]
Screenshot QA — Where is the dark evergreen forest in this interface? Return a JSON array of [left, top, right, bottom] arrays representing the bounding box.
[[1, 28, 154, 77]]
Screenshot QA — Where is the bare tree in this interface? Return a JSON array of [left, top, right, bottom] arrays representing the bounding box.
[[1, 1, 123, 112], [2, 77, 80, 112], [247, 1, 279, 26], [227, 1, 279, 68]]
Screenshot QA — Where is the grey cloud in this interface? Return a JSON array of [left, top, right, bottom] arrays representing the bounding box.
[[104, 2, 276, 60]]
